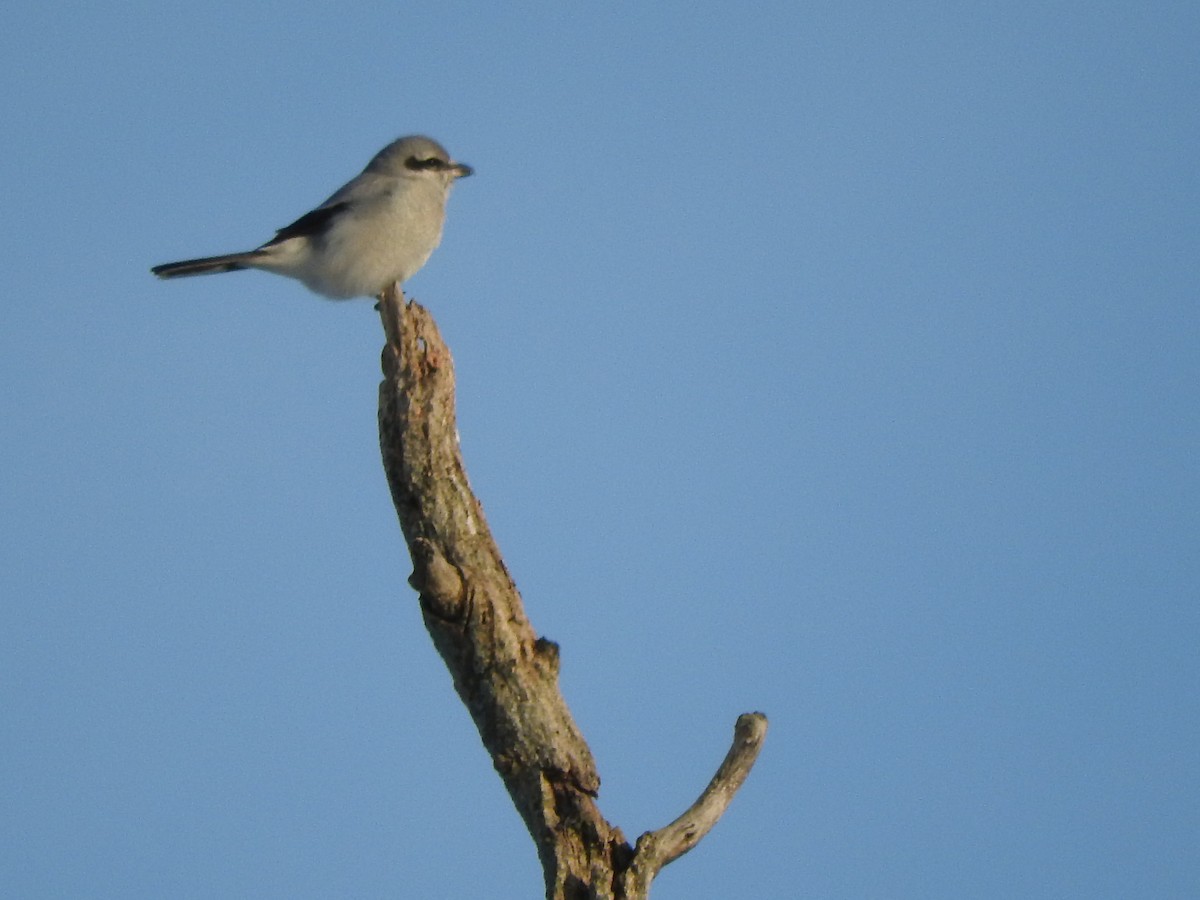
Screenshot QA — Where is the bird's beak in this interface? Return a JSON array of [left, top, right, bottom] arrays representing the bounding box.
[[450, 162, 474, 179]]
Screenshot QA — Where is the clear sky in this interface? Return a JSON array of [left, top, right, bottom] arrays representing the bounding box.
[[2, 2, 1197, 898]]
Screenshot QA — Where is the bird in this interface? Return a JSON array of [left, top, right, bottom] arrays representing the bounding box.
[[151, 135, 472, 299]]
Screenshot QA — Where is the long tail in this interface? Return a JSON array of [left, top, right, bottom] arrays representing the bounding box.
[[151, 251, 266, 279]]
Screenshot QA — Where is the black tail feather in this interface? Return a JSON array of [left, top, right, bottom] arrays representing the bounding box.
[[151, 252, 261, 279]]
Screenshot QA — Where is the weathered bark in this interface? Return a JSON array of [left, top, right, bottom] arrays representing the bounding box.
[[376, 286, 766, 899]]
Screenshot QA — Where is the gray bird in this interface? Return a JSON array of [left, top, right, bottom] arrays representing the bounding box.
[[152, 135, 472, 299]]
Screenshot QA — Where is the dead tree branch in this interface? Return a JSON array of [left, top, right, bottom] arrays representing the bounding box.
[[376, 286, 766, 899]]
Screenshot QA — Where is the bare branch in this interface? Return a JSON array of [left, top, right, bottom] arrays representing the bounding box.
[[376, 285, 766, 899], [622, 713, 769, 894]]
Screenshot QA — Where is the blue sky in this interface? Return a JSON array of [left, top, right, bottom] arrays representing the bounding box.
[[2, 2, 1197, 897]]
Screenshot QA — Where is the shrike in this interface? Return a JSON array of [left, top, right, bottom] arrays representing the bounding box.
[[151, 135, 472, 299]]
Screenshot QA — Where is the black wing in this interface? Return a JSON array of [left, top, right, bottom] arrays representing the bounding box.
[[263, 202, 351, 247]]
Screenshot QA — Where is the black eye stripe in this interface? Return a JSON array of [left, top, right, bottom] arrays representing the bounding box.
[[405, 156, 445, 171]]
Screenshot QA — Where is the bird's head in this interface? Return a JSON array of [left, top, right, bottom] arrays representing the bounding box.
[[369, 135, 473, 182]]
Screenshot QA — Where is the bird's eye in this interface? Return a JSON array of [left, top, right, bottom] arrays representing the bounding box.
[[405, 156, 444, 171]]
